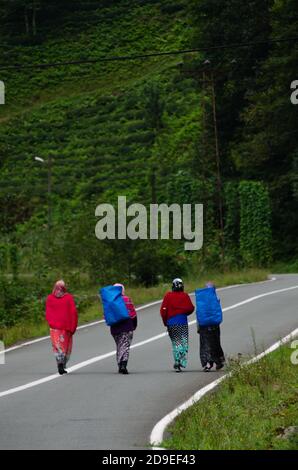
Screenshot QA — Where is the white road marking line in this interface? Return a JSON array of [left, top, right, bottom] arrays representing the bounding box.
[[0, 284, 297, 399], [2, 277, 277, 354], [2, 320, 105, 354], [150, 326, 298, 448]]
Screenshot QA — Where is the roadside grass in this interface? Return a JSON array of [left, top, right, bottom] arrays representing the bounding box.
[[162, 343, 298, 450], [1, 268, 269, 347]]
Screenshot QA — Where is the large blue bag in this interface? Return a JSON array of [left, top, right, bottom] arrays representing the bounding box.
[[99, 285, 129, 326], [195, 287, 223, 327]]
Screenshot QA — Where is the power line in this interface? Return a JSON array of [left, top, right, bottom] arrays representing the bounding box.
[[0, 36, 297, 71], [10, 55, 246, 81], [0, 170, 152, 190]]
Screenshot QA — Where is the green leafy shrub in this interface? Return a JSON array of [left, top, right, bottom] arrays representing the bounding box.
[[239, 181, 272, 266]]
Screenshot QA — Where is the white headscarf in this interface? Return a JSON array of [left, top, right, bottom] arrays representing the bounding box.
[[113, 283, 125, 295]]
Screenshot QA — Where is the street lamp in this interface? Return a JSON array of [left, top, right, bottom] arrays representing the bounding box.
[[34, 155, 52, 230]]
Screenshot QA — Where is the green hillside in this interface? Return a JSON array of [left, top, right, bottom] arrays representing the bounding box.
[[0, 0, 210, 281], [0, 1, 194, 199], [0, 0, 201, 221]]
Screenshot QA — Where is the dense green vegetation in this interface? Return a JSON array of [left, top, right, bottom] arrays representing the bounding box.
[[163, 343, 298, 450], [0, 1, 297, 335], [1, 267, 268, 346]]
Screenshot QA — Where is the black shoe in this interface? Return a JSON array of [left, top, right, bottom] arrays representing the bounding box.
[[58, 363, 65, 375], [119, 361, 129, 374], [174, 363, 182, 373], [203, 362, 213, 372], [216, 363, 224, 370], [203, 361, 214, 370]]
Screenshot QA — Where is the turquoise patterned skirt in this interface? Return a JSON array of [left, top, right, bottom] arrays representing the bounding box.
[[168, 324, 189, 368]]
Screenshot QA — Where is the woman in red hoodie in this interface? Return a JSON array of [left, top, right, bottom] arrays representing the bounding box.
[[45, 280, 78, 375], [160, 278, 194, 372]]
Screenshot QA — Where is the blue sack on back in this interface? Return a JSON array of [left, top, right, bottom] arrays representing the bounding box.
[[195, 287, 223, 327], [99, 285, 129, 326]]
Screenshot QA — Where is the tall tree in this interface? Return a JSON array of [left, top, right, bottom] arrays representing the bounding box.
[[189, 0, 273, 176], [231, 0, 298, 258]]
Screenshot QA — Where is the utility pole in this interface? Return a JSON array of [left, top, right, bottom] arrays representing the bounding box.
[[48, 155, 52, 231], [150, 167, 157, 204], [180, 60, 225, 265], [35, 155, 52, 231], [47, 154, 52, 231], [209, 69, 225, 264]]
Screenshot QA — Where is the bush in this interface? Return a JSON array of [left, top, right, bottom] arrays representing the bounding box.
[[0, 277, 46, 328]]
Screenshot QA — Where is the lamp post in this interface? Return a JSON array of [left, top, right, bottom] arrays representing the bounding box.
[[34, 155, 52, 230]]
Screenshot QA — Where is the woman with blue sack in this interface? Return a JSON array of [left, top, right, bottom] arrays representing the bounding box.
[[195, 282, 225, 372], [100, 283, 137, 374]]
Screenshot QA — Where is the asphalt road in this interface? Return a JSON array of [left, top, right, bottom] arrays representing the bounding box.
[[0, 274, 297, 450]]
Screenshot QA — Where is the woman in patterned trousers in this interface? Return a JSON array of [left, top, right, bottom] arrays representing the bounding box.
[[160, 278, 194, 372], [111, 283, 137, 374]]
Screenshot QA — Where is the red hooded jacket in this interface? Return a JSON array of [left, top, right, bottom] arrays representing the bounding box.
[[160, 291, 194, 326], [45, 293, 78, 334]]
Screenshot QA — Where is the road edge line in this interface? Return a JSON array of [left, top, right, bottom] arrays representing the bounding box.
[[150, 326, 298, 449]]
